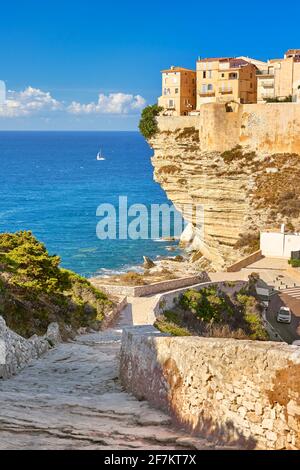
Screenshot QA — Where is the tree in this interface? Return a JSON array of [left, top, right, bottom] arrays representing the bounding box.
[[139, 104, 163, 139]]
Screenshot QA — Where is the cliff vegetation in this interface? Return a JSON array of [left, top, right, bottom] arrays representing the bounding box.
[[139, 104, 163, 139], [0, 231, 113, 338], [155, 281, 268, 341]]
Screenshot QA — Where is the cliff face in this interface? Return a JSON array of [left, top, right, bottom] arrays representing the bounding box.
[[149, 105, 300, 270]]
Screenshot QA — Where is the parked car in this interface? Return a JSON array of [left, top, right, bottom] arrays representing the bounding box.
[[292, 340, 300, 346], [276, 306, 292, 324]]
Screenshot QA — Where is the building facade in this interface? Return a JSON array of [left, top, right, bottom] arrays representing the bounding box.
[[257, 49, 300, 103], [196, 58, 257, 108], [158, 66, 196, 116]]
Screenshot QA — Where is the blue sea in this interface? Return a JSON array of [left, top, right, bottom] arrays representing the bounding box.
[[0, 131, 180, 277]]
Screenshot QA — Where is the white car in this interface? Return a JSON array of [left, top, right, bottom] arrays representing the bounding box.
[[276, 306, 292, 324], [292, 340, 300, 346]]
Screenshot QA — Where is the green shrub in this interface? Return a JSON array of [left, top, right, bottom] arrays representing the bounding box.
[[0, 231, 112, 337], [289, 258, 300, 268], [179, 287, 233, 323], [154, 316, 192, 336], [139, 104, 163, 139]]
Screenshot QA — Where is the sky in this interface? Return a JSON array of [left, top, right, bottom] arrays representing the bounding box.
[[0, 0, 299, 130]]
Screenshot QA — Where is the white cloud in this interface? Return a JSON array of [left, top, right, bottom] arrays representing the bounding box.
[[0, 86, 62, 117], [0, 87, 146, 118], [67, 93, 146, 115]]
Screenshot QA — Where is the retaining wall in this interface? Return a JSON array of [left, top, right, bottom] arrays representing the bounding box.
[[120, 326, 300, 449], [226, 251, 263, 273], [91, 275, 203, 298]]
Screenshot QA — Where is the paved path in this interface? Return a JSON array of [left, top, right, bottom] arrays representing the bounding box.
[[0, 308, 212, 450]]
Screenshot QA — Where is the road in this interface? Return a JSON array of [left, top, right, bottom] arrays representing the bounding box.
[[267, 292, 300, 344]]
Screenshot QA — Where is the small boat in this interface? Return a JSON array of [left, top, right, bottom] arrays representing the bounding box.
[[96, 149, 105, 161]]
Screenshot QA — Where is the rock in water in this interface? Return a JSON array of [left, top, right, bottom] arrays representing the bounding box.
[[143, 256, 156, 269]]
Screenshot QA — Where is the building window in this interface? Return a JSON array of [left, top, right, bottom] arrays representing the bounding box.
[[175, 88, 179, 94], [208, 70, 212, 78], [202, 84, 207, 93], [207, 84, 213, 91], [169, 99, 174, 108], [203, 71, 206, 79], [221, 73, 225, 78], [229, 72, 238, 79]]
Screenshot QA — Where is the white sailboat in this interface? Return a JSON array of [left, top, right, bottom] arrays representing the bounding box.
[[96, 149, 105, 161]]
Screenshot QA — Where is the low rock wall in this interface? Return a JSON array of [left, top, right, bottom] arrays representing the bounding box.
[[120, 326, 300, 449]]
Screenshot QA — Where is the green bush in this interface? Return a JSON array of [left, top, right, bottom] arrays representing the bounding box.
[[0, 231, 70, 293], [179, 287, 233, 322], [154, 316, 192, 336], [0, 231, 112, 337], [289, 258, 300, 268], [139, 104, 163, 139]]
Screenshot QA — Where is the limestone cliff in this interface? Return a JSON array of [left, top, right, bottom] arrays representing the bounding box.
[[149, 104, 300, 270]]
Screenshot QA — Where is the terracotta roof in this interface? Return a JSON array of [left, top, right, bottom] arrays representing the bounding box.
[[197, 57, 256, 69], [161, 66, 195, 73], [286, 49, 300, 55], [227, 58, 255, 68]]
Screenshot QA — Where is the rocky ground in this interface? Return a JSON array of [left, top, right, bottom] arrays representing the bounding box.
[[0, 307, 214, 450], [92, 253, 207, 287]]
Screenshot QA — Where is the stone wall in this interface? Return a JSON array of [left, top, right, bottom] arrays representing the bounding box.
[[157, 102, 300, 154], [91, 275, 203, 298], [100, 296, 128, 329], [151, 281, 222, 322], [0, 316, 61, 379], [120, 326, 300, 450], [156, 115, 200, 132], [226, 251, 263, 273]]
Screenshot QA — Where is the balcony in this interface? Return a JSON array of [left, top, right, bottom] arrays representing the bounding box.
[[198, 91, 215, 97], [261, 82, 274, 88], [260, 94, 275, 99], [219, 88, 233, 94]]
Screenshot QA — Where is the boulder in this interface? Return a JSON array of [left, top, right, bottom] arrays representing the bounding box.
[[143, 256, 156, 269], [45, 322, 61, 346]]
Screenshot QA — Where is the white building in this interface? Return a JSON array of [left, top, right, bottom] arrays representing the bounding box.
[[260, 225, 300, 259]]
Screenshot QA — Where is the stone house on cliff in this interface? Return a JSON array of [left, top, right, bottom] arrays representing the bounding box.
[[196, 57, 257, 107], [257, 49, 300, 102], [158, 66, 196, 116]]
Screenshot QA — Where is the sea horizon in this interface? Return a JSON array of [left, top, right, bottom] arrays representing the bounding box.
[[0, 130, 180, 277]]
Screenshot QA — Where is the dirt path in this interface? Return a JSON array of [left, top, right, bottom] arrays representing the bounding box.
[[0, 308, 213, 450]]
